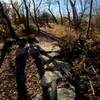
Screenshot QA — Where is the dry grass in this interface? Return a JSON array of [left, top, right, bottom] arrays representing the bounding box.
[[57, 32, 78, 50], [41, 23, 78, 38], [41, 23, 79, 49], [13, 23, 79, 40], [40, 24, 64, 37]]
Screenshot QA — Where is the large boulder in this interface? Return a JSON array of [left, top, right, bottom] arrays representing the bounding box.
[[39, 69, 75, 100]]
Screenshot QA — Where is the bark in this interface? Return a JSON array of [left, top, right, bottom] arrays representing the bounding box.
[[47, 1, 58, 24], [65, 0, 71, 26], [87, 0, 93, 38], [79, 0, 89, 24], [23, 0, 30, 33], [57, 0, 63, 24], [48, 9, 58, 24], [32, 0, 40, 32], [69, 0, 80, 29]]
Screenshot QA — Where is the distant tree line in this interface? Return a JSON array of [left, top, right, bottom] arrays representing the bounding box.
[[0, 0, 100, 39]]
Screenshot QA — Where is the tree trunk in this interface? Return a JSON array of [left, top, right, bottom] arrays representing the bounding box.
[[48, 9, 58, 24], [0, 2, 18, 40], [0, 2, 19, 67], [65, 0, 71, 26], [57, 0, 63, 24], [69, 0, 80, 29], [87, 0, 93, 38], [23, 0, 30, 33], [10, 0, 21, 24], [32, 0, 40, 32]]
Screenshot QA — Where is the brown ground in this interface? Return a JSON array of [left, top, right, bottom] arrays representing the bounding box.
[[0, 45, 41, 99]]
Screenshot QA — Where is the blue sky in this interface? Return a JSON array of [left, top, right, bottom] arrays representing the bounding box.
[[1, 0, 100, 6], [0, 0, 100, 16]]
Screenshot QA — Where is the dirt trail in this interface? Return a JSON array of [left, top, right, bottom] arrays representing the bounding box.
[[0, 45, 41, 99]]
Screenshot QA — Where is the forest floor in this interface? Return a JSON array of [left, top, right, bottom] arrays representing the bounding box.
[[0, 34, 75, 100], [0, 24, 100, 100]]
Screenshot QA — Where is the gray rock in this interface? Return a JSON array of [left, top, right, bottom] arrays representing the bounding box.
[[48, 82, 75, 100], [40, 52, 59, 65], [48, 60, 72, 78], [48, 52, 59, 57], [40, 54, 50, 64], [35, 60, 75, 100], [34, 85, 75, 100], [40, 71, 62, 86], [57, 86, 75, 100]]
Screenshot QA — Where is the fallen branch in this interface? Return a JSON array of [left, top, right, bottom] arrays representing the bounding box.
[[91, 65, 100, 80], [88, 76, 95, 97]]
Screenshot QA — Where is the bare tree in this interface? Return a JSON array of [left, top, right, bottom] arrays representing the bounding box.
[[69, 0, 79, 29], [47, 0, 58, 24], [56, 0, 63, 24], [87, 0, 94, 38], [64, 0, 71, 26], [39, 11, 51, 27], [0, 2, 18, 39], [31, 0, 42, 32], [93, 5, 100, 33], [0, 2, 19, 67], [10, 0, 21, 24], [79, 0, 89, 23], [23, 0, 30, 33]]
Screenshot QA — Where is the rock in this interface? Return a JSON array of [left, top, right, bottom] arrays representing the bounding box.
[[40, 52, 59, 65], [34, 84, 76, 100], [48, 60, 72, 78], [40, 71, 62, 86], [49, 84, 75, 100], [53, 60, 71, 71], [48, 52, 59, 57], [57, 86, 75, 100], [40, 54, 50, 64], [37, 42, 60, 52]]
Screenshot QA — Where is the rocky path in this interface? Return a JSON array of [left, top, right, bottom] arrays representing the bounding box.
[[0, 38, 76, 100]]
